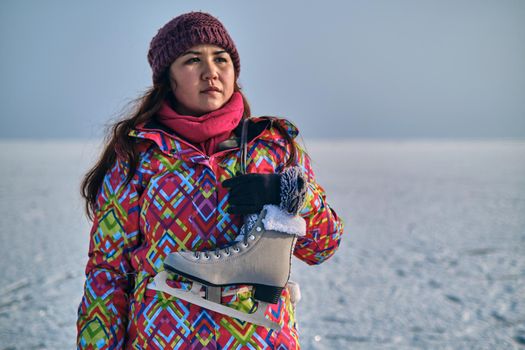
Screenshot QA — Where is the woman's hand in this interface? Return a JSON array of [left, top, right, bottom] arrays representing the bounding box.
[[222, 173, 281, 214]]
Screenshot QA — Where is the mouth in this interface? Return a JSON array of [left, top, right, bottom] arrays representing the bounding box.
[[201, 87, 221, 93]]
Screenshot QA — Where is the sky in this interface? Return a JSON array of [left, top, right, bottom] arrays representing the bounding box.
[[0, 0, 524, 139]]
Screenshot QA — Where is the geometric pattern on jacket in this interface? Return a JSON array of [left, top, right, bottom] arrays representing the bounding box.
[[77, 116, 345, 349]]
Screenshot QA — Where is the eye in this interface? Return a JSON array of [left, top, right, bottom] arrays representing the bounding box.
[[185, 57, 200, 64], [215, 56, 228, 63]]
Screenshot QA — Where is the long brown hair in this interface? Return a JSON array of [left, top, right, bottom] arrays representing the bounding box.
[[80, 75, 298, 221]]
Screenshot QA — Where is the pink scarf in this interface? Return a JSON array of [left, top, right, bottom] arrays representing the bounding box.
[[156, 92, 244, 156]]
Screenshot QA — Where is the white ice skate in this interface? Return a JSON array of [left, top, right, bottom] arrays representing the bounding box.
[[151, 204, 306, 330]]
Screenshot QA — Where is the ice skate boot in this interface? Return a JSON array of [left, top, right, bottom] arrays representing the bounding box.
[[152, 204, 306, 330]]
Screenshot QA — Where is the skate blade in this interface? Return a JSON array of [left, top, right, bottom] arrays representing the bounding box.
[[152, 271, 281, 331]]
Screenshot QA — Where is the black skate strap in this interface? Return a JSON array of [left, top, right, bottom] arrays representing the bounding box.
[[239, 118, 249, 175]]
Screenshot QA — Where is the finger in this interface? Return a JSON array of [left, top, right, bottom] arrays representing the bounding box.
[[226, 206, 236, 214], [228, 191, 254, 202], [222, 177, 238, 188], [223, 175, 258, 188], [227, 198, 250, 208], [225, 183, 257, 197], [229, 205, 260, 215], [229, 194, 262, 207]]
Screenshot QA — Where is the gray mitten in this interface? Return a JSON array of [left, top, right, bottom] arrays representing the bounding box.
[[279, 166, 307, 215]]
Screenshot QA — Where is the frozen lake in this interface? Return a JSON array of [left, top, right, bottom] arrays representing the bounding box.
[[0, 139, 524, 349]]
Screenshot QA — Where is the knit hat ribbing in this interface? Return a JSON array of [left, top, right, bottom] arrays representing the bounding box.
[[148, 12, 240, 84]]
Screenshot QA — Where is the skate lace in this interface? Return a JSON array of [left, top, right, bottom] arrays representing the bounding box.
[[192, 214, 259, 259], [192, 239, 246, 259]]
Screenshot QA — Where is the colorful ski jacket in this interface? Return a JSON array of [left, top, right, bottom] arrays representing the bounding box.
[[77, 116, 345, 349]]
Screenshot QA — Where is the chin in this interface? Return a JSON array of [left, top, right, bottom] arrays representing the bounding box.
[[202, 101, 226, 113], [189, 106, 217, 116]]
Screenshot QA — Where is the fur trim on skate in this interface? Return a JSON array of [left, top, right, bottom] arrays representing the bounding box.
[[286, 280, 301, 307], [262, 204, 306, 236]]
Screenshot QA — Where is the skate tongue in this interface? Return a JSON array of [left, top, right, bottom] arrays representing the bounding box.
[[261, 205, 306, 236]]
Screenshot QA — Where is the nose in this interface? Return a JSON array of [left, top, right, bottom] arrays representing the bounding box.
[[202, 60, 219, 81]]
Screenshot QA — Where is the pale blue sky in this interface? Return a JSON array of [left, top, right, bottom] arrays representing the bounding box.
[[1, 0, 524, 139]]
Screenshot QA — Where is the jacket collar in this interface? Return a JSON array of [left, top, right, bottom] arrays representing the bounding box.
[[128, 116, 299, 160]]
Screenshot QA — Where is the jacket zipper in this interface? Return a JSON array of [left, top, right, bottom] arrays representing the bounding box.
[[135, 122, 271, 165]]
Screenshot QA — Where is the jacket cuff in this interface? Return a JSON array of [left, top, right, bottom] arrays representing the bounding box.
[[279, 166, 307, 216]]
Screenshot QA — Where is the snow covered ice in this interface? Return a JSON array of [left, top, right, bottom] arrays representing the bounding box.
[[0, 139, 524, 349]]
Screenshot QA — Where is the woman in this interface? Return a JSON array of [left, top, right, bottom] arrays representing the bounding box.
[[77, 11, 344, 349]]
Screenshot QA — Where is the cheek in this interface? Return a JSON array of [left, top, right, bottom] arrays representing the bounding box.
[[169, 78, 177, 91], [171, 72, 196, 98], [173, 89, 188, 106], [223, 71, 236, 94]]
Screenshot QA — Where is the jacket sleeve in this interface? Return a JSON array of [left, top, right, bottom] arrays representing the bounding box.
[[290, 141, 345, 265], [77, 156, 141, 349]]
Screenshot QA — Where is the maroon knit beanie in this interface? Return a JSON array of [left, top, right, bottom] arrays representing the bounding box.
[[148, 12, 240, 84]]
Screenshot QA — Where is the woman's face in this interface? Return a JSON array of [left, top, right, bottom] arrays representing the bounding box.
[[168, 44, 236, 116]]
